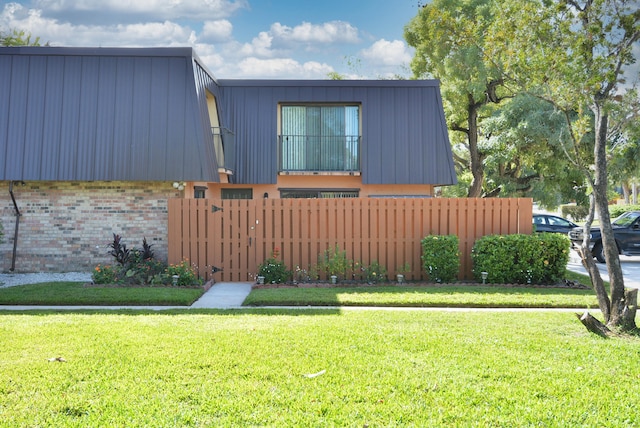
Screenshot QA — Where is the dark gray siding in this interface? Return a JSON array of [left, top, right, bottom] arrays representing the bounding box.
[[0, 47, 219, 182], [216, 80, 456, 186]]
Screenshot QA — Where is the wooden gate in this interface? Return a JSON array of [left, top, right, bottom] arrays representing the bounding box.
[[168, 198, 533, 282]]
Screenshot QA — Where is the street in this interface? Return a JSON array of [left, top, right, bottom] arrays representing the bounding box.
[[566, 250, 640, 289]]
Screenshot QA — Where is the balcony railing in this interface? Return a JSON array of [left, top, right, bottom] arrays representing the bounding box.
[[212, 127, 235, 173], [278, 135, 361, 173]]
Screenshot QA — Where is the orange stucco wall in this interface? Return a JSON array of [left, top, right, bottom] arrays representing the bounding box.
[[189, 174, 434, 199]]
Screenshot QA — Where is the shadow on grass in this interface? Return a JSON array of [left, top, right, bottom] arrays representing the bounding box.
[[0, 308, 343, 316]]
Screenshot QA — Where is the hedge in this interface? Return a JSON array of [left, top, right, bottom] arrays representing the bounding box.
[[471, 233, 570, 285]]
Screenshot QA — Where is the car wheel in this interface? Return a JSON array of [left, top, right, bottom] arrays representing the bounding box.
[[592, 242, 606, 263]]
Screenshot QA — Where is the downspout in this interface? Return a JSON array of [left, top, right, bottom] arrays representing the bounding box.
[[8, 181, 24, 272]]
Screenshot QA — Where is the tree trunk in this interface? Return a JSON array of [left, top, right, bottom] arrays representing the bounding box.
[[576, 311, 612, 337], [466, 97, 484, 198], [591, 106, 635, 330], [621, 181, 630, 204], [579, 194, 611, 321], [621, 288, 638, 331]]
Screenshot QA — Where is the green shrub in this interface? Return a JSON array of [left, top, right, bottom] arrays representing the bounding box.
[[0, 221, 4, 243], [364, 260, 387, 283], [167, 259, 203, 286], [92, 264, 120, 284], [421, 235, 460, 283], [560, 204, 589, 222], [609, 204, 640, 218], [257, 247, 291, 284], [471, 233, 570, 284], [126, 257, 168, 286], [94, 234, 203, 286], [317, 245, 351, 281]]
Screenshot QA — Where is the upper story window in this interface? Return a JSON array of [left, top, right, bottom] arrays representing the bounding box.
[[279, 104, 361, 173]]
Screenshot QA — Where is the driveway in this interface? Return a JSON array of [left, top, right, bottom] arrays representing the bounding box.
[[566, 250, 640, 289]]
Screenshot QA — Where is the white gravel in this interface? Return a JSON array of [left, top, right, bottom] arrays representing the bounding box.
[[0, 272, 92, 288]]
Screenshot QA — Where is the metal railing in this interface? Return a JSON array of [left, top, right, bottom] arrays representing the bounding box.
[[278, 135, 361, 172]]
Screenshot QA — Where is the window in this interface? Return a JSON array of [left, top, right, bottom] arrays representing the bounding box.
[[221, 188, 253, 199], [194, 186, 207, 199], [280, 189, 359, 199], [279, 104, 360, 172]]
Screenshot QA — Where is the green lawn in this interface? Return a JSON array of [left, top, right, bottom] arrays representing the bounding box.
[[0, 282, 204, 306], [244, 284, 598, 308], [0, 270, 599, 308], [245, 270, 600, 308], [1, 310, 638, 426]]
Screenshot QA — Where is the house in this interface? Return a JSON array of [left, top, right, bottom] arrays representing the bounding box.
[[0, 46, 456, 272]]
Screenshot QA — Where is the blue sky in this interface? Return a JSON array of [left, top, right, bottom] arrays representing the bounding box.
[[1, 0, 421, 79]]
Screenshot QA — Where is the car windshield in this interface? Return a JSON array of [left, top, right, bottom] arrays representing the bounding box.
[[612, 211, 640, 227]]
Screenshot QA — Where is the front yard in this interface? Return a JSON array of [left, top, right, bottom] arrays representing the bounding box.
[[1, 310, 638, 426]]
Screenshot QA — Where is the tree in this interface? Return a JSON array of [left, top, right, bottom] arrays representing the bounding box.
[[490, 0, 640, 332], [0, 28, 44, 47], [405, 0, 511, 197], [608, 97, 640, 204], [480, 93, 590, 207]]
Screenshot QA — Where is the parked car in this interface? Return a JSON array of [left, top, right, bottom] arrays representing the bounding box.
[[533, 213, 578, 234], [568, 211, 640, 263]]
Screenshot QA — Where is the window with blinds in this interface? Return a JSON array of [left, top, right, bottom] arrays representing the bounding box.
[[279, 105, 361, 172]]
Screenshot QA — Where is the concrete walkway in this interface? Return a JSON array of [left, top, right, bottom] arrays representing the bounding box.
[[190, 282, 253, 308]]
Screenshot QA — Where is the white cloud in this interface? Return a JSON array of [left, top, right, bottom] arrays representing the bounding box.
[[270, 21, 360, 45], [1, 2, 411, 79], [360, 39, 412, 66], [233, 20, 361, 61], [236, 57, 334, 79], [112, 21, 195, 45], [239, 30, 274, 57], [33, 0, 248, 20], [200, 19, 233, 42], [2, 3, 195, 46]]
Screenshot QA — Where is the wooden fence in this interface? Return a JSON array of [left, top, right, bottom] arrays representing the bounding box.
[[167, 198, 533, 282]]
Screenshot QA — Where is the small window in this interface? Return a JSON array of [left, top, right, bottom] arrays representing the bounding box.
[[194, 186, 207, 199], [221, 188, 253, 200]]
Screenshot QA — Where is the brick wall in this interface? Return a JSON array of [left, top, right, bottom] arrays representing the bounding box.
[[0, 181, 179, 273]]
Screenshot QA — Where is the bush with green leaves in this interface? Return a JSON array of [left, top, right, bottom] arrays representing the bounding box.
[[92, 264, 120, 284], [609, 204, 640, 219], [471, 233, 570, 285], [0, 220, 4, 243], [317, 245, 351, 280], [560, 204, 589, 222], [421, 235, 460, 283], [257, 247, 291, 284], [166, 259, 203, 286], [364, 260, 387, 283], [93, 234, 202, 286]]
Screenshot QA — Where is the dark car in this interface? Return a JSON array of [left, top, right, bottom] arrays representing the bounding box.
[[533, 214, 578, 234], [568, 211, 640, 263]]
